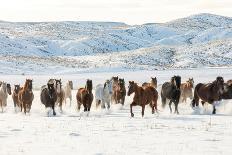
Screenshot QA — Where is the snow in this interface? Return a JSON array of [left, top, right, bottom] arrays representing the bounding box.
[[0, 68, 232, 155]]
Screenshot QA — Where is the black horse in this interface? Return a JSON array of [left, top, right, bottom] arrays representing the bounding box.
[[221, 80, 232, 100], [161, 76, 181, 114], [40, 82, 57, 116]]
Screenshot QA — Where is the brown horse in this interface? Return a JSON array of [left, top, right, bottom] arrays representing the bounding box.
[[12, 84, 20, 111], [191, 76, 224, 114], [55, 79, 65, 112], [111, 76, 119, 104], [76, 79, 93, 112], [142, 77, 157, 88], [114, 78, 126, 105], [180, 78, 194, 103], [221, 80, 232, 100], [127, 81, 158, 117], [18, 79, 34, 114]]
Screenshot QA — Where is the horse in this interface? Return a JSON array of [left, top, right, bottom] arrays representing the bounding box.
[[180, 78, 194, 103], [95, 80, 112, 109], [114, 78, 126, 105], [191, 76, 224, 114], [0, 82, 12, 112], [76, 79, 93, 112], [12, 84, 20, 111], [40, 82, 57, 116], [111, 76, 119, 104], [18, 79, 34, 114], [142, 77, 157, 88], [220, 80, 232, 100], [64, 81, 73, 107], [161, 76, 181, 114], [127, 81, 158, 117]]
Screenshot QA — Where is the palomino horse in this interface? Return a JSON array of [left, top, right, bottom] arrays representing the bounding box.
[[18, 79, 34, 114], [114, 78, 126, 105], [12, 84, 20, 111], [48, 79, 65, 112], [76, 79, 93, 112], [142, 77, 157, 88], [95, 80, 112, 109], [161, 76, 181, 114], [64, 81, 73, 107], [191, 76, 224, 114], [180, 78, 194, 103], [127, 81, 158, 117], [40, 82, 57, 116], [0, 82, 12, 112]]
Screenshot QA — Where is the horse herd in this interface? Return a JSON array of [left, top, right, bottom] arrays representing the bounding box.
[[0, 76, 231, 117]]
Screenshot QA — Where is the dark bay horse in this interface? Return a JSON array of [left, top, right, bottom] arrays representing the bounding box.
[[220, 80, 232, 100], [114, 78, 126, 105], [12, 84, 20, 111], [161, 76, 181, 114], [18, 79, 34, 114], [76, 79, 93, 112], [40, 82, 57, 116], [127, 81, 158, 117], [180, 78, 194, 103], [191, 77, 224, 114], [142, 77, 157, 88]]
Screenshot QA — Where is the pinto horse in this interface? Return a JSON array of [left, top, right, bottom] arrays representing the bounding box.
[[191, 76, 224, 114], [142, 77, 157, 88], [180, 78, 194, 103], [18, 79, 34, 114], [161, 76, 181, 114], [127, 81, 158, 117], [76, 79, 93, 112], [12, 84, 20, 111], [114, 78, 126, 105], [40, 82, 57, 116]]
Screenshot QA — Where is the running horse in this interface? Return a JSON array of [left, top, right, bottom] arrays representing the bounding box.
[[127, 81, 158, 117], [180, 78, 194, 103], [12, 84, 20, 112], [114, 78, 126, 105], [142, 77, 157, 88], [191, 76, 224, 114], [18, 79, 34, 114], [76, 79, 93, 112]]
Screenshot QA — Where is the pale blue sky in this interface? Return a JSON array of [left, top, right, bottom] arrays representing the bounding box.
[[0, 0, 231, 24]]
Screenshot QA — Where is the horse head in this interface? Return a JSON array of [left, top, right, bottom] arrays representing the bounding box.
[[127, 81, 136, 96], [188, 78, 194, 88], [86, 79, 93, 93], [1, 82, 7, 93], [104, 80, 113, 94], [25, 79, 33, 91], [215, 76, 224, 94], [55, 79, 62, 93], [14, 85, 20, 94], [47, 83, 55, 98], [68, 81, 73, 90], [6, 83, 11, 95], [151, 77, 157, 88], [172, 76, 181, 90], [119, 78, 125, 90]]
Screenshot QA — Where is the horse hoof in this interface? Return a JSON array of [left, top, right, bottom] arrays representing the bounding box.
[[53, 112, 56, 116], [131, 113, 134, 117]]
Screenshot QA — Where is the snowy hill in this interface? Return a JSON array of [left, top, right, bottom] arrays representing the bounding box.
[[0, 13, 231, 74]]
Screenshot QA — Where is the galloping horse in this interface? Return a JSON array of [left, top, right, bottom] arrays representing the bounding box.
[[111, 76, 119, 104], [191, 77, 224, 114], [0, 82, 11, 112], [18, 79, 34, 114], [161, 76, 181, 114], [95, 80, 112, 109], [221, 80, 232, 100], [64, 81, 73, 107], [127, 81, 158, 117], [180, 78, 194, 103], [142, 77, 157, 88], [40, 82, 57, 116], [114, 78, 126, 105], [76, 79, 93, 112], [12, 84, 20, 111]]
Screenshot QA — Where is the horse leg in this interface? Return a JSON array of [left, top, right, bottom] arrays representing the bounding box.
[[121, 96, 125, 106], [23, 103, 27, 114], [161, 92, 166, 108], [130, 102, 136, 117], [101, 100, 106, 109], [107, 101, 110, 109], [141, 104, 145, 117], [77, 102, 81, 112], [174, 101, 179, 114], [69, 95, 72, 107], [169, 100, 173, 113], [212, 105, 216, 114], [52, 103, 56, 116]]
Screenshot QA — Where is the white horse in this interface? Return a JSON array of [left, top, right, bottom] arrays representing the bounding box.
[[0, 82, 11, 112], [95, 80, 113, 109], [64, 81, 73, 107]]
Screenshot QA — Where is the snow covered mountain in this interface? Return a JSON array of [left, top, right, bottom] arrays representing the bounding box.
[[0, 13, 231, 74]]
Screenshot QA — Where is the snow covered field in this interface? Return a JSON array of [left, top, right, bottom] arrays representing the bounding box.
[[0, 68, 232, 155]]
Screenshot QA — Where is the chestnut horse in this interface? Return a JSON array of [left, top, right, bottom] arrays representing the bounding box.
[[12, 84, 20, 111], [161, 76, 181, 114], [180, 78, 194, 103], [18, 79, 34, 114], [127, 81, 158, 117], [76, 79, 93, 112], [142, 77, 157, 88], [191, 76, 224, 114], [114, 78, 126, 105]]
